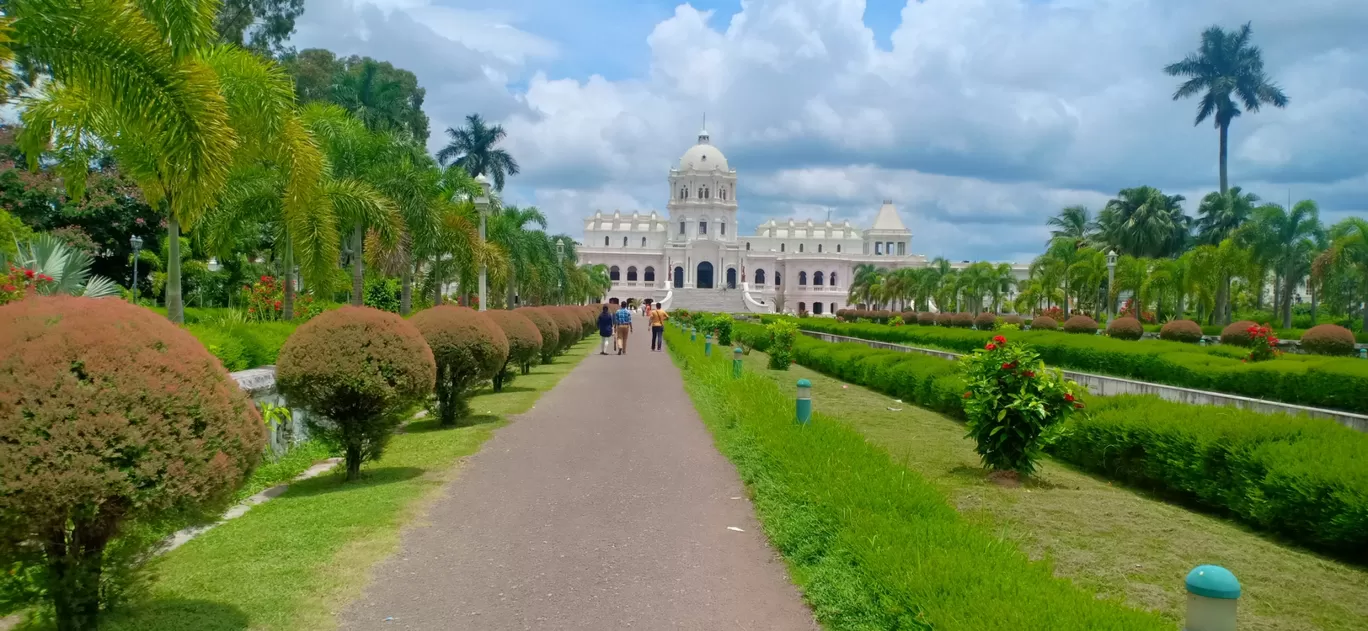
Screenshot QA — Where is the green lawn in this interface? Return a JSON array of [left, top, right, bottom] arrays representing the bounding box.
[[734, 348, 1368, 631], [91, 343, 593, 631]]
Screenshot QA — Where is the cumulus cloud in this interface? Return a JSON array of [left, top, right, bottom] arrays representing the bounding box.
[[291, 0, 1368, 261]]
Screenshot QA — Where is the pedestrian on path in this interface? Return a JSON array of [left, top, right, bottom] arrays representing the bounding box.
[[649, 305, 668, 351], [608, 298, 621, 351], [615, 301, 633, 354], [597, 305, 615, 355]]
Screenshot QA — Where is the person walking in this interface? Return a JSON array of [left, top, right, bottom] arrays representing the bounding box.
[[608, 298, 621, 352], [649, 305, 668, 351], [597, 305, 615, 355], [614, 301, 633, 355]]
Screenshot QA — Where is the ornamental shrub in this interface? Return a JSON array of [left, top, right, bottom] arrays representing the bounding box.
[[900, 311, 917, 325], [1106, 316, 1143, 341], [1159, 319, 1203, 343], [935, 312, 953, 327], [918, 312, 937, 326], [484, 311, 543, 385], [547, 307, 582, 352], [275, 307, 435, 480], [951, 313, 974, 328], [1000, 314, 1025, 327], [518, 307, 561, 363], [974, 312, 997, 330], [1062, 315, 1098, 334], [767, 319, 799, 370], [1301, 324, 1357, 356], [961, 335, 1085, 476], [1030, 316, 1058, 330], [1220, 320, 1259, 346], [712, 313, 734, 345], [1244, 323, 1280, 363], [0, 296, 264, 630], [411, 306, 510, 423], [889, 315, 904, 327]]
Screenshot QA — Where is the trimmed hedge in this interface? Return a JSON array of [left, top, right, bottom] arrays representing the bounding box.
[[951, 312, 973, 328], [485, 309, 544, 387], [1000, 314, 1024, 327], [1062, 315, 1098, 334], [1031, 316, 1058, 330], [1106, 317, 1144, 341], [1220, 320, 1259, 346], [545, 307, 582, 352], [1159, 319, 1202, 344], [788, 318, 1368, 414], [517, 307, 561, 363], [410, 306, 510, 424], [917, 311, 937, 326], [1301, 324, 1357, 357], [973, 312, 996, 329], [935, 312, 954, 327]]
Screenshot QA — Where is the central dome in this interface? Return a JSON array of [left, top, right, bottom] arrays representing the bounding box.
[[677, 128, 729, 172]]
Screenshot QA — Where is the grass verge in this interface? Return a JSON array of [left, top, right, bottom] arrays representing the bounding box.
[[664, 326, 1170, 630], [88, 342, 594, 631], [728, 336, 1368, 631]]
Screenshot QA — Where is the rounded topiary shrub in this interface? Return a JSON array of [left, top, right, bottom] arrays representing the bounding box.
[[952, 312, 974, 328], [547, 307, 582, 352], [1000, 314, 1025, 327], [1031, 316, 1058, 330], [1301, 323, 1357, 356], [1063, 315, 1099, 334], [485, 309, 544, 389], [1220, 320, 1259, 346], [518, 307, 561, 363], [935, 312, 954, 327], [1106, 316, 1144, 340], [1159, 319, 1203, 344], [918, 312, 937, 326], [0, 297, 265, 630], [411, 306, 509, 424], [900, 311, 917, 325], [974, 312, 997, 330], [276, 306, 435, 480]]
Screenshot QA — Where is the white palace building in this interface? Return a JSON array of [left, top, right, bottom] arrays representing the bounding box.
[[577, 127, 1023, 314]]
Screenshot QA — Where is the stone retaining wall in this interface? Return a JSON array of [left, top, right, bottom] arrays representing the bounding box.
[[230, 366, 313, 455]]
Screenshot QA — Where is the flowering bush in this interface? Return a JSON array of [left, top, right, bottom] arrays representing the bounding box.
[[241, 275, 316, 322], [766, 319, 798, 370], [1118, 298, 1157, 324], [1, 264, 54, 305], [1244, 323, 1280, 363], [961, 335, 1086, 476], [1037, 306, 1064, 321]]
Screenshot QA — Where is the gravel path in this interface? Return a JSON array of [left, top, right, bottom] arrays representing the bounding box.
[[339, 337, 817, 630]]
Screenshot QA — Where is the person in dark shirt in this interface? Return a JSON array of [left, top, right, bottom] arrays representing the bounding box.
[[596, 305, 615, 355]]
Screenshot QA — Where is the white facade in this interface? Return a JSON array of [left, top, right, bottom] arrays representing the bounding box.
[[577, 128, 1022, 314]]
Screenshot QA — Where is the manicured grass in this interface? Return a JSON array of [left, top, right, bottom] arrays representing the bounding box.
[[730, 342, 1368, 631], [231, 440, 336, 503], [665, 326, 1171, 631], [90, 342, 594, 631]]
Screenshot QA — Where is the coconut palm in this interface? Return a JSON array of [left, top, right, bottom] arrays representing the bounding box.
[[1068, 248, 1109, 315], [1165, 23, 1289, 195], [847, 263, 883, 308], [1186, 239, 1249, 325], [1246, 200, 1324, 328], [1098, 186, 1190, 258], [1196, 187, 1259, 245], [436, 113, 520, 191], [1324, 217, 1368, 331], [1047, 205, 1094, 247], [489, 205, 550, 307]]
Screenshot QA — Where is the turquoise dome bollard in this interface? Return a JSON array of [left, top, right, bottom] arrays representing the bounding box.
[[1360, 347, 1366, 359], [690, 327, 696, 342], [1185, 565, 1240, 631], [733, 346, 743, 378], [795, 379, 812, 424], [705, 333, 712, 356]]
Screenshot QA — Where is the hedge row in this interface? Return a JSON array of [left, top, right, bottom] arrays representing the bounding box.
[[788, 318, 1368, 415], [668, 325, 1170, 630], [730, 321, 1368, 557], [186, 321, 299, 371]]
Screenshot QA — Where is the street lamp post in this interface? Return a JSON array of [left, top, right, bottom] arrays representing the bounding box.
[[1106, 250, 1118, 320], [555, 238, 565, 304], [130, 235, 144, 303], [206, 257, 221, 308], [473, 173, 492, 311]]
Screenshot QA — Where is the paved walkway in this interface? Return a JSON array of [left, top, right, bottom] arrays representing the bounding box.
[[339, 335, 817, 630]]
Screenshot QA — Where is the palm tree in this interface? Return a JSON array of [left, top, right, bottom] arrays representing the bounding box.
[[1196, 187, 1259, 245], [1165, 23, 1289, 195], [2, 233, 120, 299], [1067, 248, 1108, 316], [1325, 218, 1368, 331], [11, 0, 321, 324], [1047, 205, 1094, 247], [436, 113, 520, 191], [1100, 186, 1190, 258], [489, 205, 550, 307], [1187, 239, 1249, 325], [847, 263, 883, 308], [1248, 200, 1324, 328]]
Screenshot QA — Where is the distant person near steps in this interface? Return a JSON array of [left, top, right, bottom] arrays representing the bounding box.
[[597, 305, 615, 355], [649, 306, 668, 351], [614, 302, 633, 355]]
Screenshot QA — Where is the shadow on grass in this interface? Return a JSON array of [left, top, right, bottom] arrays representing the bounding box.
[[278, 466, 426, 499], [401, 415, 500, 434], [103, 598, 250, 631], [488, 385, 536, 394]]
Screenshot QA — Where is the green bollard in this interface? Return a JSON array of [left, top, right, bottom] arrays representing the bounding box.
[[1360, 347, 1366, 360], [690, 327, 696, 342], [733, 347, 743, 378], [1184, 565, 1240, 631], [795, 378, 812, 424], [705, 333, 712, 356]]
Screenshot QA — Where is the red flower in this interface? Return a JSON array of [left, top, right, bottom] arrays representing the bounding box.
[[37, 274, 52, 282], [273, 300, 282, 310], [1023, 370, 1035, 378], [963, 391, 973, 399], [1001, 362, 1012, 370], [985, 342, 997, 351], [1074, 402, 1085, 409], [993, 335, 1006, 344], [261, 275, 269, 282], [23, 269, 34, 279], [2, 284, 15, 292], [1064, 393, 1075, 402]]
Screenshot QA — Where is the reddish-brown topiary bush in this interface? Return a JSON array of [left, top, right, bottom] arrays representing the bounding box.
[[0, 296, 264, 629], [1301, 323, 1357, 356], [411, 306, 509, 424], [1063, 315, 1099, 334], [1220, 320, 1259, 346], [952, 312, 974, 328], [974, 312, 997, 330], [485, 310, 544, 390], [518, 307, 561, 363], [546, 306, 582, 352], [935, 312, 954, 327], [1000, 314, 1025, 327], [276, 307, 435, 480], [1030, 316, 1058, 330], [917, 312, 937, 326], [900, 311, 917, 325], [1106, 316, 1144, 340], [1160, 319, 1203, 343]]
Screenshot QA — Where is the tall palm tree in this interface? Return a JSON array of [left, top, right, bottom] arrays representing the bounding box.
[[1165, 23, 1289, 195], [1047, 205, 1094, 247], [1248, 200, 1324, 328], [1187, 239, 1249, 325], [1100, 186, 1190, 258], [847, 263, 883, 308], [1325, 217, 1368, 331], [489, 205, 550, 307], [1196, 187, 1259, 245], [436, 113, 520, 191], [1067, 248, 1108, 316]]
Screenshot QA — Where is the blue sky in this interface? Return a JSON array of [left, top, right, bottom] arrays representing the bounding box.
[[289, 0, 1368, 263]]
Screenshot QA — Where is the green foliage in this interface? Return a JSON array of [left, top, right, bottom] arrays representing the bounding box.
[[1053, 396, 1368, 558], [1106, 316, 1144, 341], [889, 314, 904, 327], [712, 313, 734, 345], [765, 319, 797, 370], [0, 208, 34, 258], [410, 305, 510, 425], [1159, 319, 1203, 343], [281, 49, 430, 142], [961, 336, 1085, 475], [185, 319, 298, 371], [363, 276, 401, 313], [1300, 324, 1357, 356]]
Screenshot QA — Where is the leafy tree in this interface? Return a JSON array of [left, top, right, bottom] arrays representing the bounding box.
[[1196, 186, 1259, 245], [280, 49, 430, 142], [1244, 200, 1324, 328], [1324, 218, 1368, 331], [1097, 186, 1190, 258], [437, 113, 520, 191], [1165, 23, 1289, 194], [214, 0, 306, 57]]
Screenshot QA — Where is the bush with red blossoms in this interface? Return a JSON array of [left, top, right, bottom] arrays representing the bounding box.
[[241, 274, 316, 322], [961, 334, 1086, 476], [0, 264, 55, 305], [1244, 323, 1280, 363]]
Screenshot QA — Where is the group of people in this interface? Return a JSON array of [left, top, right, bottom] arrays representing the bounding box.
[[597, 298, 668, 355]]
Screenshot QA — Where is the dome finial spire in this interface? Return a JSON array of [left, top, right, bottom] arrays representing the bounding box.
[[698, 112, 710, 144]]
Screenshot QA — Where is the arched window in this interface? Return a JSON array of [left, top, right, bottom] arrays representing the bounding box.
[[641, 236, 647, 247], [837, 244, 841, 253], [813, 302, 824, 315], [679, 221, 686, 235], [609, 266, 620, 281], [775, 272, 782, 286], [699, 221, 707, 235], [814, 271, 824, 286], [755, 269, 766, 285], [798, 271, 807, 286], [622, 236, 628, 247], [699, 186, 708, 199], [746, 242, 751, 251], [679, 187, 688, 199], [644, 266, 655, 282], [604, 236, 610, 246], [627, 266, 638, 281], [720, 222, 726, 235], [780, 243, 786, 252], [818, 244, 823, 253], [798, 302, 807, 313], [829, 271, 838, 287], [799, 244, 805, 253]]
